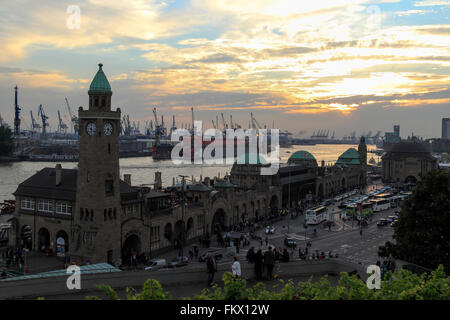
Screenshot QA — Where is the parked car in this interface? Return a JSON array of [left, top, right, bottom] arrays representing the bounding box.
[[377, 218, 388, 227], [284, 238, 297, 248], [198, 250, 223, 262], [265, 226, 275, 234], [390, 219, 398, 227], [144, 258, 167, 271], [387, 216, 397, 223], [170, 256, 189, 267]]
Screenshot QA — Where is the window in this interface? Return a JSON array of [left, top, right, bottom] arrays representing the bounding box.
[[56, 202, 72, 215], [105, 180, 114, 196], [94, 98, 99, 107], [38, 200, 53, 213], [151, 226, 160, 250], [21, 199, 35, 211]]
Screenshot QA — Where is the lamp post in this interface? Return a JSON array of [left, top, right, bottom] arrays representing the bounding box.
[[179, 175, 188, 258]]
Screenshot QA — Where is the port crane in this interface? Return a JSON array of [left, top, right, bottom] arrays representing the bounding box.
[[171, 115, 177, 135], [221, 113, 227, 131], [57, 110, 68, 135], [37, 104, 48, 136], [152, 107, 162, 146], [13, 85, 21, 135], [30, 110, 41, 134], [65, 97, 78, 135], [250, 112, 264, 130]]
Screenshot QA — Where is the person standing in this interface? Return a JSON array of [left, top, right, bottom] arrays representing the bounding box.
[[263, 247, 275, 280], [246, 247, 255, 263], [265, 237, 269, 247], [231, 257, 241, 278], [254, 249, 263, 280], [206, 252, 217, 287]]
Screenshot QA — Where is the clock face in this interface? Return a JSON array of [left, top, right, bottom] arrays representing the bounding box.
[[86, 122, 96, 136], [104, 122, 113, 136]]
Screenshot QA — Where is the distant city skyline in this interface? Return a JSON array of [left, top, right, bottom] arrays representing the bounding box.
[[1, 0, 449, 138]]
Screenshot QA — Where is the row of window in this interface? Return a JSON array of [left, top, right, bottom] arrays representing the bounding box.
[[21, 199, 72, 215]]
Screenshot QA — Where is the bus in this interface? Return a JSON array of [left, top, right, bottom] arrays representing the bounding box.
[[370, 199, 391, 212], [305, 206, 328, 225], [345, 202, 373, 219]]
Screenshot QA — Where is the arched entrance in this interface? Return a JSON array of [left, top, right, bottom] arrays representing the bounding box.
[[21, 225, 32, 250], [212, 208, 226, 234], [122, 234, 141, 265], [318, 183, 324, 199], [270, 195, 279, 214], [174, 220, 185, 249], [38, 228, 50, 252], [405, 176, 417, 184], [56, 230, 69, 257], [164, 223, 172, 242], [186, 217, 194, 240]]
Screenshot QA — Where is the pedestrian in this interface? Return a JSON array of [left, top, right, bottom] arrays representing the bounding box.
[[231, 256, 241, 278], [189, 250, 194, 261], [254, 249, 263, 280], [194, 246, 199, 259], [265, 237, 269, 247], [246, 246, 255, 263], [206, 252, 217, 287], [260, 238, 263, 247], [359, 229, 363, 238], [263, 247, 275, 280]]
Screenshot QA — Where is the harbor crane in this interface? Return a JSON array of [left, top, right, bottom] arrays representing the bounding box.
[[229, 115, 233, 129], [13, 85, 21, 135], [65, 97, 78, 135], [58, 110, 68, 135], [171, 115, 177, 135], [152, 107, 162, 145], [211, 119, 216, 129], [30, 110, 41, 134], [250, 112, 263, 130], [37, 104, 48, 136], [221, 112, 227, 130]]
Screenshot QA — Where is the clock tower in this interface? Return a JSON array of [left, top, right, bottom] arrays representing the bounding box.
[[71, 63, 122, 264]]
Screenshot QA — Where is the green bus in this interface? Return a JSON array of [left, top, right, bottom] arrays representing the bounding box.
[[345, 202, 373, 220]]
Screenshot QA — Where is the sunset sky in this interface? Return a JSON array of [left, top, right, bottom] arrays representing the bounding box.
[[0, 0, 449, 138]]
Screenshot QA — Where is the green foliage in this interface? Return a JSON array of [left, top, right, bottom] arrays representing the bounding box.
[[393, 170, 450, 273], [0, 125, 13, 156], [86, 266, 450, 300]]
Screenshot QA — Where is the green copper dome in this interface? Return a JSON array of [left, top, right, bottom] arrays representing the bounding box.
[[336, 148, 361, 165], [89, 63, 111, 92], [235, 152, 267, 165], [289, 150, 316, 161]]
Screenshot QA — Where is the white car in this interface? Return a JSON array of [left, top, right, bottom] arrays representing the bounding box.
[[265, 226, 275, 234], [144, 258, 167, 271]]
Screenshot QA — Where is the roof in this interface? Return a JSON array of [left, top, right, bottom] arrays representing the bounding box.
[[289, 150, 316, 161], [89, 63, 111, 93], [1, 263, 120, 282], [13, 167, 137, 202], [187, 183, 213, 192], [336, 148, 361, 165], [383, 142, 435, 160], [235, 152, 267, 165], [212, 181, 236, 188]]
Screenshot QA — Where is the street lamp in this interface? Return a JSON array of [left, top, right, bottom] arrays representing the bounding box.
[[179, 175, 188, 258]]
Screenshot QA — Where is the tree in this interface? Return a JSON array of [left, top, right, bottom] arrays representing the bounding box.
[[86, 267, 450, 300], [0, 125, 13, 156], [393, 170, 450, 273]]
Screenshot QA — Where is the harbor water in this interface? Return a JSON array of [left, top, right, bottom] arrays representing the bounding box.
[[0, 144, 374, 202]]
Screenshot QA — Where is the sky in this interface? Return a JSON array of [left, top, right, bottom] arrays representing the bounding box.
[[0, 0, 449, 139]]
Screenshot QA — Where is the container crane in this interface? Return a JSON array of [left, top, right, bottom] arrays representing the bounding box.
[[221, 112, 227, 130], [37, 104, 48, 136], [30, 110, 41, 134], [58, 110, 68, 134], [65, 97, 78, 135], [229, 114, 234, 130], [13, 85, 21, 135], [153, 107, 161, 146]]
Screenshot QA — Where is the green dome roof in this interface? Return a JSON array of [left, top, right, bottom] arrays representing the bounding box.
[[289, 150, 316, 161], [89, 63, 111, 93], [235, 152, 267, 165], [336, 148, 361, 165]]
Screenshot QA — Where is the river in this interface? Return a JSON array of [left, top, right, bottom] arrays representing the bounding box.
[[0, 144, 379, 202]]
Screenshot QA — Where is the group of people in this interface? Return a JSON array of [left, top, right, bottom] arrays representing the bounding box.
[[205, 252, 242, 287], [377, 254, 396, 279], [245, 246, 276, 280], [1, 247, 26, 273]]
